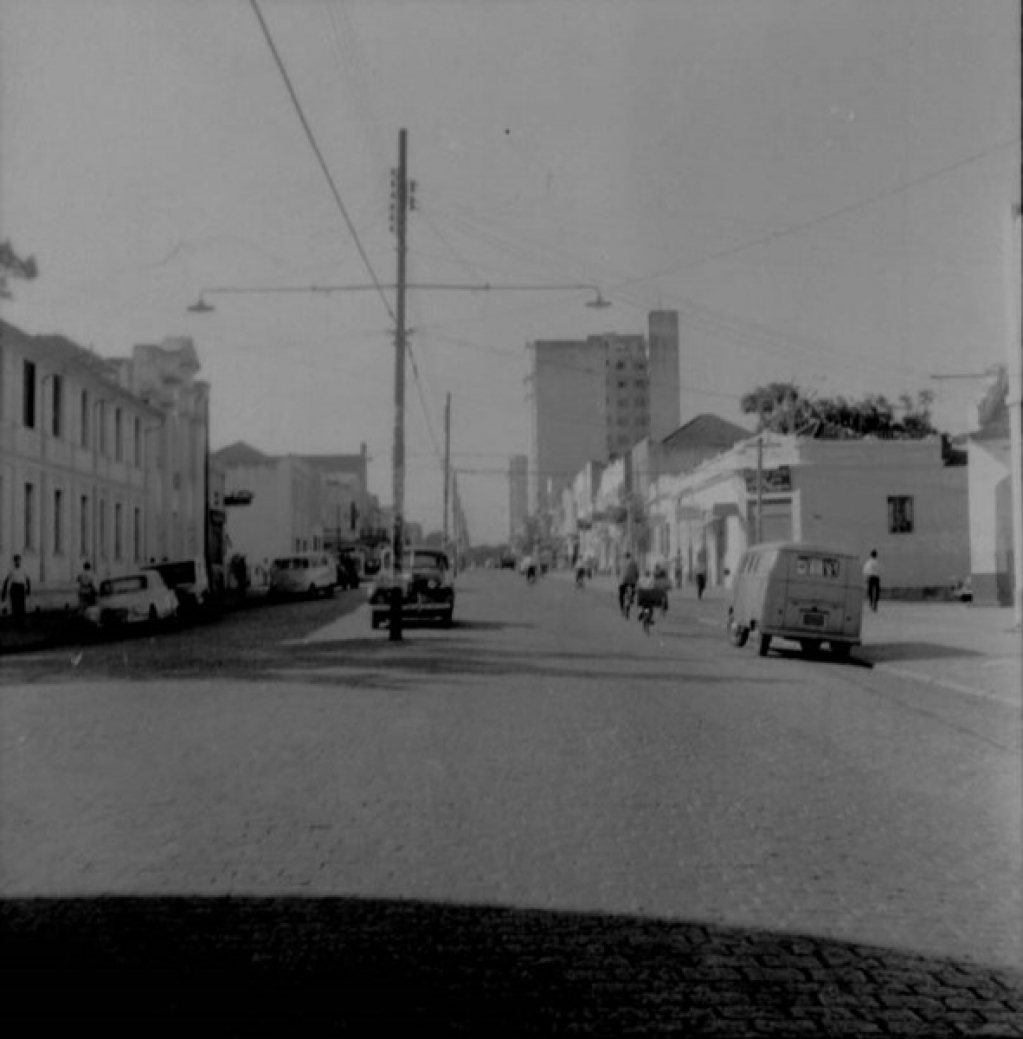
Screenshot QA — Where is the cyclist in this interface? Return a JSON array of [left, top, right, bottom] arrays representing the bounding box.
[[618, 552, 639, 616]]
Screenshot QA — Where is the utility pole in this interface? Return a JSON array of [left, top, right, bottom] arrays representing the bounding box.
[[755, 434, 764, 545], [389, 128, 409, 641], [1009, 204, 1022, 627], [443, 392, 451, 558]]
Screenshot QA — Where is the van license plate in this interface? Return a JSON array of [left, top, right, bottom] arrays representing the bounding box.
[[802, 611, 825, 627]]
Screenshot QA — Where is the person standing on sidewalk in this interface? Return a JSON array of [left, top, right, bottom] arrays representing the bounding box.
[[76, 560, 98, 614], [2, 554, 31, 627], [694, 544, 708, 600], [863, 549, 882, 612]]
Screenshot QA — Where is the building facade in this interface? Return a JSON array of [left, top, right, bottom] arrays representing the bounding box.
[[527, 310, 680, 520], [648, 433, 970, 597], [0, 321, 208, 609], [212, 442, 324, 569]]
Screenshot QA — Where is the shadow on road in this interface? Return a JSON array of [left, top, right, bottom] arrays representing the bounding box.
[[3, 895, 1019, 1032], [854, 641, 986, 666]]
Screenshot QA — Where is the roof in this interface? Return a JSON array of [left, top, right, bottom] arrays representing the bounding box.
[[661, 413, 752, 451], [1, 318, 118, 380], [212, 441, 274, 467], [298, 453, 365, 475]]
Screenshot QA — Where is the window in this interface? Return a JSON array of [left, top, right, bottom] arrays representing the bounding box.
[[887, 496, 914, 534], [51, 375, 63, 437], [134, 417, 141, 467], [22, 361, 36, 428], [98, 402, 107, 456], [24, 482, 35, 550], [80, 495, 89, 557], [114, 408, 123, 461], [53, 489, 63, 555], [133, 507, 141, 562], [98, 499, 107, 559], [80, 390, 90, 447], [114, 502, 123, 559], [0, 476, 4, 551]]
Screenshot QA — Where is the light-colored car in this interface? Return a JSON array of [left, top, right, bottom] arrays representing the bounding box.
[[367, 546, 455, 628], [83, 570, 179, 629], [268, 552, 337, 598]]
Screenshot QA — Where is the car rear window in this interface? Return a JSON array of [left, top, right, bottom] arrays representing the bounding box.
[[101, 575, 148, 595]]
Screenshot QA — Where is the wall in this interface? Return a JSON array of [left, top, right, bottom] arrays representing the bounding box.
[[968, 437, 1014, 605]]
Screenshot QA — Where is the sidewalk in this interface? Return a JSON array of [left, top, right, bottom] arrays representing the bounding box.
[[0, 588, 270, 656], [552, 569, 1022, 704]]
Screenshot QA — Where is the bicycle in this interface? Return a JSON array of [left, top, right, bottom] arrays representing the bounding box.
[[638, 600, 655, 635], [620, 583, 636, 619]]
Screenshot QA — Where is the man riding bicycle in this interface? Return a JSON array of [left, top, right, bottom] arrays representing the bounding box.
[[618, 552, 639, 615]]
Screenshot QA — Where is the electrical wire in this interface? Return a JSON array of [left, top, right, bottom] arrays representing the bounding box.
[[248, 0, 395, 325]]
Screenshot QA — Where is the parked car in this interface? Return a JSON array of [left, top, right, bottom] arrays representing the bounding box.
[[83, 570, 179, 630], [268, 552, 337, 598], [367, 546, 455, 628], [145, 557, 216, 615], [726, 540, 863, 659]]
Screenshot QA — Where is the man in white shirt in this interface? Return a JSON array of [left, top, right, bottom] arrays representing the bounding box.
[[863, 549, 882, 612]]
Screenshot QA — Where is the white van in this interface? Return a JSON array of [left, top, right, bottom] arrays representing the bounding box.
[[268, 552, 337, 599], [726, 541, 863, 659]]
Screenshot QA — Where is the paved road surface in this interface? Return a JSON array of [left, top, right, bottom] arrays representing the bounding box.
[[2, 571, 1020, 1033]]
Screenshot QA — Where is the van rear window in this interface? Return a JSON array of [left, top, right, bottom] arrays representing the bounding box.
[[796, 555, 841, 578]]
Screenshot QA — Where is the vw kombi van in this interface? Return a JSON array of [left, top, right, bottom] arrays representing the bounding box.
[[726, 541, 863, 659]]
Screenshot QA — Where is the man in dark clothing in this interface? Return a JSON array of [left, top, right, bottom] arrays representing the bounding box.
[[2, 555, 31, 627], [618, 552, 640, 614]]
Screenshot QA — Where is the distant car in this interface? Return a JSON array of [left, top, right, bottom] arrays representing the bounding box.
[[268, 552, 337, 599], [145, 557, 215, 615], [367, 547, 455, 628], [83, 571, 179, 629], [499, 556, 516, 570]]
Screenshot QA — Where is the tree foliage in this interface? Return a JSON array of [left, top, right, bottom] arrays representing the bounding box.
[[740, 381, 938, 439], [0, 240, 38, 298]]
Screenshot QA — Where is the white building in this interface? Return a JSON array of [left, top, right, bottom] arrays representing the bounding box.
[[649, 433, 970, 597], [212, 442, 324, 570], [0, 321, 208, 609]]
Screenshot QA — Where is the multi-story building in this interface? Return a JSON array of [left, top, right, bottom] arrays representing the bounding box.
[[298, 446, 371, 552], [527, 310, 680, 518], [0, 320, 208, 609], [212, 442, 324, 569]]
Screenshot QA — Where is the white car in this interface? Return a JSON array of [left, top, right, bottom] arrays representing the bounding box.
[[267, 552, 337, 598], [83, 571, 179, 629]]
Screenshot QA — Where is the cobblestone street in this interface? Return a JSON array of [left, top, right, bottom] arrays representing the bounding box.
[[2, 572, 1021, 1033]]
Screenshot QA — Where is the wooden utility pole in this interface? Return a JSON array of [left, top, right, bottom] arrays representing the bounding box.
[[389, 128, 409, 641], [443, 392, 451, 556]]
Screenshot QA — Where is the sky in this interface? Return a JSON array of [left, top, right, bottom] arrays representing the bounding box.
[[1, 0, 1019, 544]]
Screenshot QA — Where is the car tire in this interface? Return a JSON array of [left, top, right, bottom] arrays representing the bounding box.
[[830, 641, 852, 661], [757, 633, 772, 657], [727, 616, 749, 648], [441, 610, 453, 628], [800, 639, 822, 656], [148, 604, 159, 625]]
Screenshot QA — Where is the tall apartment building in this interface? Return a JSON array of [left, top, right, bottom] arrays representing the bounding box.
[[508, 453, 528, 545], [527, 311, 680, 517]]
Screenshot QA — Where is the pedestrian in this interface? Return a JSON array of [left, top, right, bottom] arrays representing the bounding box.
[[863, 549, 882, 612], [694, 544, 708, 600], [76, 560, 98, 614], [2, 554, 31, 627], [619, 552, 640, 614]]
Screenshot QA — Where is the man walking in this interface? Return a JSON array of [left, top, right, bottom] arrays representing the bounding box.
[[863, 549, 882, 612], [619, 552, 640, 614], [694, 544, 708, 600], [2, 554, 31, 627]]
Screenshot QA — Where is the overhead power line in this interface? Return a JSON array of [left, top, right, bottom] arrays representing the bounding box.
[[248, 0, 394, 324]]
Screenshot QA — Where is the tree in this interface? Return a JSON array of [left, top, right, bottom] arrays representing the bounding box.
[[741, 382, 938, 439], [0, 240, 38, 298]]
